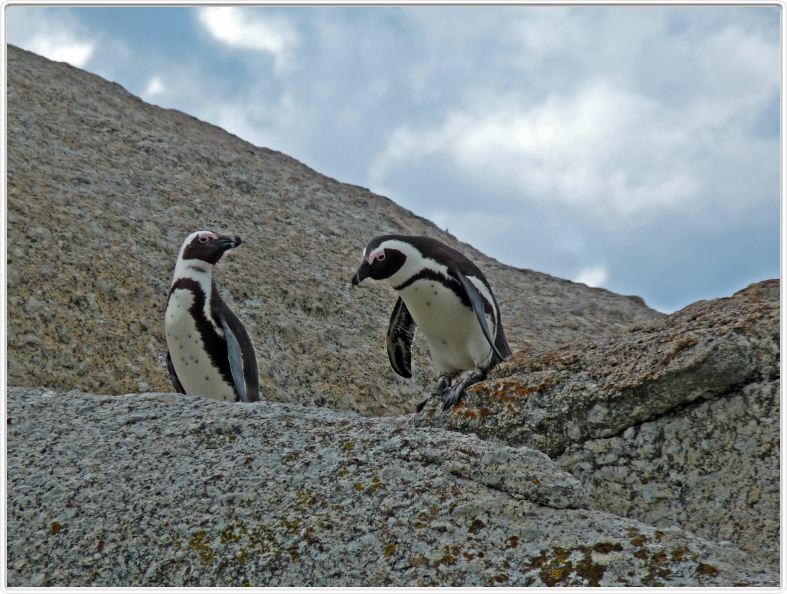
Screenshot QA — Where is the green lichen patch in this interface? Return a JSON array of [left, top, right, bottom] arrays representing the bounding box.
[[188, 530, 214, 564], [198, 429, 238, 449], [433, 554, 456, 568], [369, 475, 384, 494], [526, 545, 607, 586], [220, 525, 243, 544]]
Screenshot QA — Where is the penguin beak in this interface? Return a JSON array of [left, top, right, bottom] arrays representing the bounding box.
[[216, 235, 241, 251], [352, 261, 370, 287]]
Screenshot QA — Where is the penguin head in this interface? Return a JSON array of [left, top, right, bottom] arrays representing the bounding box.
[[178, 230, 241, 266], [351, 235, 413, 287]]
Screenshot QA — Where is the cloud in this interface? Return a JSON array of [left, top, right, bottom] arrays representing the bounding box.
[[574, 266, 609, 288], [6, 7, 95, 67], [144, 76, 165, 98], [196, 7, 298, 73], [26, 35, 94, 67], [370, 18, 778, 225], [370, 82, 703, 218]]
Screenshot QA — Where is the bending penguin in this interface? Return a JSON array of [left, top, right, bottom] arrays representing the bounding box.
[[351, 234, 511, 411], [165, 230, 259, 402]]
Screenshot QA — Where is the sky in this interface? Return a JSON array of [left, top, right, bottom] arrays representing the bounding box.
[[5, 5, 781, 312]]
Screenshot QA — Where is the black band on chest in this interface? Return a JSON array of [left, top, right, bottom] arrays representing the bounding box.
[[169, 278, 235, 391], [395, 269, 497, 320]]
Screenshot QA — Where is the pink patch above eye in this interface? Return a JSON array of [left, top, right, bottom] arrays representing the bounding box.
[[367, 250, 383, 264]]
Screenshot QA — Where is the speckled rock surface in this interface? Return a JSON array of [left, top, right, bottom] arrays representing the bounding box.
[[7, 45, 662, 416], [558, 377, 779, 571], [416, 280, 780, 570], [5, 388, 777, 587]]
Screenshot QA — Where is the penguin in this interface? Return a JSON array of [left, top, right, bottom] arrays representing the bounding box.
[[165, 230, 259, 403], [351, 234, 511, 411]]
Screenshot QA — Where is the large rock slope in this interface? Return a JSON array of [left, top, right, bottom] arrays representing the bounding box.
[[416, 279, 779, 570], [6, 388, 776, 587], [6, 45, 662, 416]]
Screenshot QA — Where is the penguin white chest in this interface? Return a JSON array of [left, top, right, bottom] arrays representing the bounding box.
[[400, 278, 494, 374], [165, 288, 236, 402]]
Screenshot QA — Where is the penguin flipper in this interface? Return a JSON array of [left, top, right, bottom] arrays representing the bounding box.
[[454, 269, 504, 361], [218, 310, 260, 403], [166, 351, 186, 394], [386, 297, 416, 378]]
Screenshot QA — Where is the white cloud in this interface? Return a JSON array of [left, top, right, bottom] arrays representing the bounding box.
[[6, 7, 95, 67], [370, 81, 703, 218], [574, 266, 609, 288], [370, 19, 778, 224], [27, 35, 94, 67], [196, 7, 298, 73], [144, 76, 165, 98]]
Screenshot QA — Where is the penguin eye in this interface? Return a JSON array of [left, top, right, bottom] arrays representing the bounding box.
[[198, 236, 209, 244], [375, 252, 386, 263]]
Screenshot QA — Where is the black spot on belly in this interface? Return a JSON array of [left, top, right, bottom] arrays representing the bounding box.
[[204, 376, 210, 381], [433, 291, 438, 295], [442, 340, 447, 345], [427, 301, 431, 306]]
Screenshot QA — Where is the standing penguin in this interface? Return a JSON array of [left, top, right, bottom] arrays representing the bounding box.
[[351, 234, 511, 410], [165, 230, 259, 402]]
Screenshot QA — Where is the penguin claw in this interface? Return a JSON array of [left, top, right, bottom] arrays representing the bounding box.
[[440, 386, 465, 410], [434, 376, 451, 395], [413, 376, 461, 413]]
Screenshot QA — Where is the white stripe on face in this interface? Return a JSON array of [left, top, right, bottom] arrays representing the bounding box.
[[367, 248, 385, 264]]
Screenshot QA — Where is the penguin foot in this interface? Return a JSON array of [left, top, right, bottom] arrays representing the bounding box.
[[435, 375, 452, 394], [440, 385, 466, 410], [440, 369, 487, 410], [415, 376, 454, 413]]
